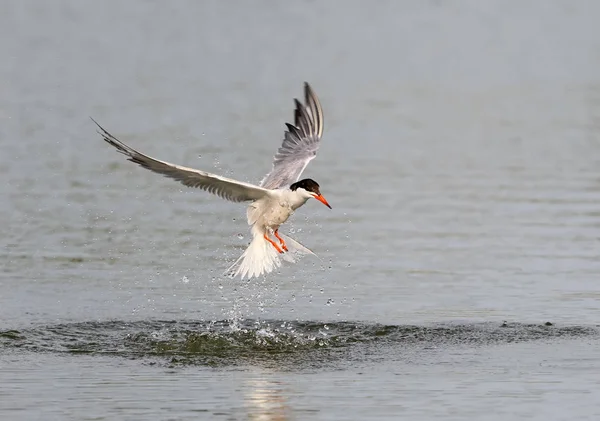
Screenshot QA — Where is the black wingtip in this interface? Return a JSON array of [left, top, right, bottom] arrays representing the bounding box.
[[90, 116, 110, 136], [90, 116, 100, 129], [90, 118, 131, 157], [304, 82, 315, 96], [90, 116, 103, 129]]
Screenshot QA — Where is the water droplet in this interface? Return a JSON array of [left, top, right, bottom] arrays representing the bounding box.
[[237, 233, 244, 240], [289, 228, 296, 234], [326, 298, 334, 306], [218, 284, 223, 289], [319, 288, 324, 294], [181, 276, 190, 284]]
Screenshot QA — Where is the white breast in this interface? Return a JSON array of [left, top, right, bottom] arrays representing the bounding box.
[[246, 189, 309, 229]]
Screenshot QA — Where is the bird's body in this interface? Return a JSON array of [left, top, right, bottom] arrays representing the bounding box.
[[94, 83, 330, 279], [248, 188, 310, 229]]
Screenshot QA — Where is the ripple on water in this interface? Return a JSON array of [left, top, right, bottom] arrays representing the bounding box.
[[1, 319, 597, 368]]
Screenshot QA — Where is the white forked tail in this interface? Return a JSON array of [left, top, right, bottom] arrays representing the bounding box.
[[224, 227, 280, 280], [224, 227, 317, 280]]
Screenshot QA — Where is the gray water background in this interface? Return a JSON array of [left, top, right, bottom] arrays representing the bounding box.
[[1, 1, 600, 420]]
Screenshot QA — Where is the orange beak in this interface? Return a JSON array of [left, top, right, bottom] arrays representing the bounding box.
[[313, 194, 332, 209]]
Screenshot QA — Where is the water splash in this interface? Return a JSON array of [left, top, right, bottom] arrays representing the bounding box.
[[1, 319, 596, 368]]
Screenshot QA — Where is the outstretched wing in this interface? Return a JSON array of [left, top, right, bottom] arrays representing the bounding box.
[[260, 82, 324, 189], [93, 119, 270, 203]]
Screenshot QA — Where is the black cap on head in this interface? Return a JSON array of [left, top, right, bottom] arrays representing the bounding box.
[[290, 178, 321, 194]]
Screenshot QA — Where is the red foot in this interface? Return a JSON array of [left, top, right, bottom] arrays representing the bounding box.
[[273, 230, 288, 252], [264, 233, 284, 253]]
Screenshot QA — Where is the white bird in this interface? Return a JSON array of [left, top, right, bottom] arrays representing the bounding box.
[[93, 82, 331, 279]]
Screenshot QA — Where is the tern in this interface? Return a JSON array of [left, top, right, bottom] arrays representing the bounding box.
[[94, 82, 331, 279]]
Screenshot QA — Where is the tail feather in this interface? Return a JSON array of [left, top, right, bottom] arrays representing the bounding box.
[[223, 231, 318, 279], [224, 234, 280, 280], [278, 233, 318, 263]]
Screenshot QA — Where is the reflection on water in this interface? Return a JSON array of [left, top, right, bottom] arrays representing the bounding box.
[[2, 319, 598, 419], [244, 376, 291, 421]]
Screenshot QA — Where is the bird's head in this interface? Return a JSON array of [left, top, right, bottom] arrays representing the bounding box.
[[290, 178, 332, 209]]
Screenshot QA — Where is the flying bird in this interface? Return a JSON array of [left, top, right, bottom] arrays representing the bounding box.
[[94, 83, 331, 279]]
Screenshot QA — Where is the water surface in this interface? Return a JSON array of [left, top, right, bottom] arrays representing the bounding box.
[[1, 1, 600, 419]]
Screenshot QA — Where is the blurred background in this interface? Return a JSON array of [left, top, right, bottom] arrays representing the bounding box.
[[1, 1, 600, 420]]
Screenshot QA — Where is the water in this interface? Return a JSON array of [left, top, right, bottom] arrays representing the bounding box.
[[2, 0, 600, 419]]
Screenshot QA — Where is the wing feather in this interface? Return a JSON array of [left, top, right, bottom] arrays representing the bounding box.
[[260, 82, 324, 189], [93, 119, 270, 203]]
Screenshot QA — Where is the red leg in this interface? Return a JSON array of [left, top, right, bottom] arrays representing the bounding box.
[[264, 233, 284, 253], [273, 230, 288, 252]]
